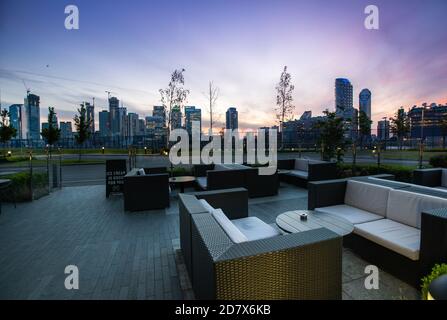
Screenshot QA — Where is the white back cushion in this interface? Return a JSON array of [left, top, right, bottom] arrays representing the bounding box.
[[199, 199, 215, 213], [211, 209, 248, 243], [294, 159, 309, 172], [442, 169, 447, 187], [344, 180, 391, 217], [386, 189, 447, 228], [214, 164, 229, 171], [137, 168, 145, 176]]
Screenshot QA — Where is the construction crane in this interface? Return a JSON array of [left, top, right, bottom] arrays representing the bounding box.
[[22, 79, 30, 95], [105, 91, 115, 100]]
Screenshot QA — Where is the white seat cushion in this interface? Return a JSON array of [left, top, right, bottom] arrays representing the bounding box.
[[289, 170, 308, 179], [211, 208, 248, 243], [196, 177, 207, 189], [232, 217, 280, 241], [345, 180, 392, 217], [315, 204, 383, 224], [434, 186, 447, 192], [442, 169, 447, 187], [386, 189, 447, 228], [294, 159, 308, 172], [354, 219, 420, 261]]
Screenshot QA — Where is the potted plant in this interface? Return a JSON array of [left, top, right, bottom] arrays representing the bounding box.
[[421, 263, 447, 300]]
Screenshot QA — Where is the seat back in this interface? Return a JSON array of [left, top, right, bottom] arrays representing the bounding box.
[[344, 180, 391, 217]]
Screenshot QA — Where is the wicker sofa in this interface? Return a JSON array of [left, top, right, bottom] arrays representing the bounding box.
[[123, 167, 169, 211], [278, 158, 337, 188], [179, 187, 342, 300], [193, 163, 278, 198], [308, 178, 447, 287], [413, 168, 447, 189]]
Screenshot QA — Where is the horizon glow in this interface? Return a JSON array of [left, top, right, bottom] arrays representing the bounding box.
[[1, 0, 446, 131]]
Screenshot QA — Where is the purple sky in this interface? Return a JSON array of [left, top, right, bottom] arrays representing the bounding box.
[[1, 0, 446, 131]]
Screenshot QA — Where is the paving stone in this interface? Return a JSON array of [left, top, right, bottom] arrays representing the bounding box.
[[0, 183, 419, 300]]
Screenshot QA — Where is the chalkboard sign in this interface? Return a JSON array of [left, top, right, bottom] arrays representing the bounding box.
[[106, 159, 127, 197]]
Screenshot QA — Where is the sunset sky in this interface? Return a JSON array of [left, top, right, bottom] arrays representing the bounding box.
[[1, 0, 446, 131]]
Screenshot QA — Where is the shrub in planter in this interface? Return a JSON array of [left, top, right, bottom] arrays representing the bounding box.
[[421, 264, 447, 300], [429, 154, 447, 168], [0, 171, 49, 202]]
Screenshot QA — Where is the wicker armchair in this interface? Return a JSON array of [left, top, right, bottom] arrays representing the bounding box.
[[179, 187, 342, 300], [123, 168, 169, 211]]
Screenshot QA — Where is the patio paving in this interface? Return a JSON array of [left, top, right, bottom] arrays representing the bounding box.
[[0, 183, 419, 300]]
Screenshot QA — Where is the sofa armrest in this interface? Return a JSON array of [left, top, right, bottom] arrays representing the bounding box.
[[123, 173, 169, 211], [207, 169, 246, 191], [193, 164, 215, 177], [420, 208, 447, 276], [413, 169, 442, 187], [308, 162, 337, 181], [308, 179, 347, 210], [143, 166, 167, 174], [193, 187, 248, 219], [214, 229, 342, 299], [278, 159, 295, 170]]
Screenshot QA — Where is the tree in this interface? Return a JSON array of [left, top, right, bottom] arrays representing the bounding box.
[[275, 66, 295, 150], [440, 116, 447, 150], [41, 107, 61, 158], [390, 107, 410, 150], [159, 69, 189, 147], [73, 103, 92, 161], [206, 81, 219, 135], [314, 110, 346, 161], [358, 111, 372, 149], [0, 109, 17, 157]]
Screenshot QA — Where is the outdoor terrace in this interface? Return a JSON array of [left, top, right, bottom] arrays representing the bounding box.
[[0, 182, 419, 300]]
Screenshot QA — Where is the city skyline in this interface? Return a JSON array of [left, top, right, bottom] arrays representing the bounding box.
[[1, 0, 447, 130]]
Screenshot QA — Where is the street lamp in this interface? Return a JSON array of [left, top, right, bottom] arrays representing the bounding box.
[[144, 146, 147, 155], [101, 146, 105, 154]]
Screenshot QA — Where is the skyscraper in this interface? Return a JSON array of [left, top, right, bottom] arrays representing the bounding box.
[[85, 102, 95, 134], [359, 89, 372, 120], [99, 110, 110, 137], [8, 104, 22, 139], [185, 106, 201, 135], [225, 107, 238, 130], [153, 106, 166, 127], [335, 78, 353, 115], [23, 93, 40, 141], [377, 120, 390, 140], [170, 106, 182, 130], [60, 121, 73, 139], [127, 112, 139, 137], [335, 78, 357, 139], [108, 97, 120, 137]]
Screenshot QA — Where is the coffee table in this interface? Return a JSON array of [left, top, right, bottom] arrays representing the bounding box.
[[169, 176, 195, 193], [276, 210, 353, 236]]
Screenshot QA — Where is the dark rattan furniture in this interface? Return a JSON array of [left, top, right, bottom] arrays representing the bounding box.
[[123, 168, 169, 211], [179, 188, 343, 300], [277, 158, 337, 188], [276, 210, 353, 236], [308, 178, 447, 287], [0, 179, 12, 215], [413, 168, 445, 188], [193, 164, 278, 198]]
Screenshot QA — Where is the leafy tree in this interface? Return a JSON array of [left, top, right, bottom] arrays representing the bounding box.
[[275, 66, 295, 150], [159, 68, 189, 147], [390, 107, 410, 150], [41, 107, 61, 158], [0, 109, 17, 157], [314, 110, 346, 161], [74, 103, 92, 161], [358, 110, 372, 149], [440, 116, 447, 150]]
